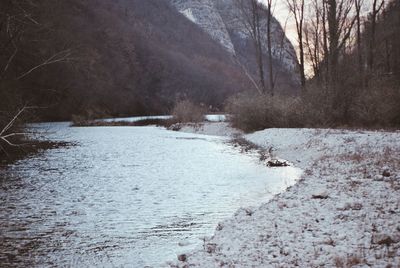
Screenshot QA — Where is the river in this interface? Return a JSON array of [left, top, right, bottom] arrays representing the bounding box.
[[0, 122, 301, 267]]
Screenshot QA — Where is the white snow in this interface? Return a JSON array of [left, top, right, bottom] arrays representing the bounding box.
[[97, 114, 227, 123], [205, 114, 227, 122], [98, 115, 172, 123], [172, 0, 236, 54], [169, 127, 400, 267], [175, 122, 241, 137], [181, 8, 197, 23]]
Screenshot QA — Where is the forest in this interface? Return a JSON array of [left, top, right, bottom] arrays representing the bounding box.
[[227, 0, 400, 131]]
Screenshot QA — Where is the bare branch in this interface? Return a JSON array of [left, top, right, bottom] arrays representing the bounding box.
[[0, 106, 28, 136], [17, 49, 73, 80], [2, 133, 27, 139], [1, 43, 18, 78], [231, 56, 263, 95]]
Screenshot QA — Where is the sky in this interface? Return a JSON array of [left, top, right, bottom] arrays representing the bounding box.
[[261, 0, 376, 74], [264, 0, 375, 45], [262, 1, 298, 47]]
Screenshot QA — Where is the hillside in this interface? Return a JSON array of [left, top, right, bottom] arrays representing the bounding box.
[[171, 0, 300, 92], [0, 0, 299, 121]]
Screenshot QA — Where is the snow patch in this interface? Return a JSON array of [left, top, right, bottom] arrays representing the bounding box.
[[180, 8, 196, 23], [173, 122, 242, 137]]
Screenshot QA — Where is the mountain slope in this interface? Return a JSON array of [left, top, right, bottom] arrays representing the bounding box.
[[39, 0, 253, 119], [170, 0, 300, 92], [1, 0, 299, 120]]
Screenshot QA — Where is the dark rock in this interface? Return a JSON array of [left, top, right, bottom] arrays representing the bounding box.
[[382, 169, 391, 177], [177, 254, 187, 262], [245, 208, 253, 216], [169, 123, 182, 131], [267, 159, 289, 167], [337, 202, 363, 210], [372, 234, 396, 246], [312, 190, 329, 199], [206, 243, 217, 253]]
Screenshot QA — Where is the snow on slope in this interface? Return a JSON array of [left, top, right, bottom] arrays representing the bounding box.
[[170, 0, 299, 75], [171, 0, 236, 54], [215, 0, 298, 73], [181, 8, 197, 23], [168, 127, 400, 267]]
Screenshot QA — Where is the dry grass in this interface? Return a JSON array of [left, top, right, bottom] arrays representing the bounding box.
[[171, 100, 205, 123], [225, 93, 306, 132], [334, 254, 365, 267], [224, 79, 400, 132]]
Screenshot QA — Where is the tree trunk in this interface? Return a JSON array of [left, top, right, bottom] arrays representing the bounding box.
[[252, 0, 266, 93], [266, 0, 274, 96], [327, 0, 339, 89], [368, 0, 385, 73], [355, 0, 363, 75]]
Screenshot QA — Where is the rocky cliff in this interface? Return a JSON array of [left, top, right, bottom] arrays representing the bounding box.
[[170, 0, 299, 86]]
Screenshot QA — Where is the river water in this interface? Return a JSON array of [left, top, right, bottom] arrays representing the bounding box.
[[0, 123, 301, 267]]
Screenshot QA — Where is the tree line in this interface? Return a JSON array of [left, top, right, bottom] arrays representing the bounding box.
[[294, 0, 399, 125], [228, 0, 400, 130]]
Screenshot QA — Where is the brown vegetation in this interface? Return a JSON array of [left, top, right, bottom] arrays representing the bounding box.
[[225, 93, 304, 132], [171, 100, 205, 123]]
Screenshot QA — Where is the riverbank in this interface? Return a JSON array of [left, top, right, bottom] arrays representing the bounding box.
[[170, 123, 400, 267], [168, 122, 242, 137], [0, 140, 71, 169]]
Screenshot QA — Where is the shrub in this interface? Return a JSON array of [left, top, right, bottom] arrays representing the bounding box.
[[225, 78, 400, 132], [71, 114, 89, 126], [71, 107, 110, 126], [171, 100, 205, 123], [225, 93, 305, 132], [351, 81, 400, 127]]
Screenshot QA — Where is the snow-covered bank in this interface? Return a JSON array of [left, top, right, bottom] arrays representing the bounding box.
[[170, 126, 400, 267], [170, 122, 242, 137]]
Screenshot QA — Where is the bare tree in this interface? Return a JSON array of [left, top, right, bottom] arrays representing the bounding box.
[[265, 0, 275, 96], [355, 0, 364, 75], [326, 0, 357, 88], [235, 0, 267, 93], [0, 0, 74, 154], [286, 0, 306, 90], [367, 0, 385, 72], [304, 0, 323, 79], [0, 106, 32, 147], [232, 56, 263, 94], [16, 49, 74, 80], [233, 0, 279, 96]]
